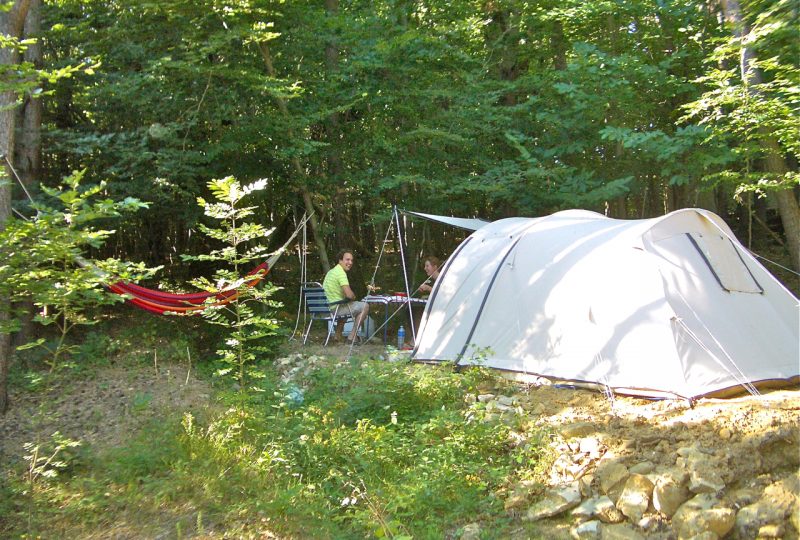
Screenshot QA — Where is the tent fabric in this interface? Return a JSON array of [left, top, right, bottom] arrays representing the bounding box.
[[401, 210, 489, 231], [412, 208, 799, 399]]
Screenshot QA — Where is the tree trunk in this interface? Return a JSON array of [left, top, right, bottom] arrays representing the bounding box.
[[550, 19, 568, 71], [483, 3, 527, 106], [0, 0, 34, 413], [15, 0, 40, 192], [721, 0, 800, 270], [12, 0, 41, 349]]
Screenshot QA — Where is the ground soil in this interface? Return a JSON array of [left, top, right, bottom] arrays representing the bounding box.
[[0, 363, 215, 465], [1, 340, 798, 538]]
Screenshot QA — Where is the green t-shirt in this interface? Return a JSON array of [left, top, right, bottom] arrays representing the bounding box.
[[323, 264, 349, 304]]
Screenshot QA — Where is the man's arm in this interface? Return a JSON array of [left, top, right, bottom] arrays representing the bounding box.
[[341, 284, 356, 300]]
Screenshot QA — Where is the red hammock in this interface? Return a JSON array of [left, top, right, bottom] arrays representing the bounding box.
[[107, 215, 310, 315], [108, 261, 269, 315]]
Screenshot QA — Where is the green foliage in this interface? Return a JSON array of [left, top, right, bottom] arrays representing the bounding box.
[[681, 0, 800, 196], [23, 432, 83, 488], [181, 176, 282, 388], [0, 170, 154, 371], [0, 344, 553, 538], [174, 358, 545, 538]]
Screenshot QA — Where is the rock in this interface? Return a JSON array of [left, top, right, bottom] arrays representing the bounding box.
[[757, 523, 784, 538], [735, 500, 788, 538], [728, 486, 760, 508], [673, 500, 736, 539], [573, 496, 624, 524], [477, 393, 495, 403], [525, 483, 582, 521], [688, 469, 725, 494], [571, 520, 601, 540], [616, 474, 654, 522], [504, 491, 530, 511], [504, 480, 538, 511], [636, 515, 660, 532], [599, 523, 646, 540], [497, 395, 516, 407], [579, 437, 602, 457], [763, 474, 798, 515], [653, 475, 690, 518], [459, 523, 481, 540], [596, 461, 629, 501], [579, 474, 595, 498], [684, 533, 718, 540], [628, 461, 654, 475], [560, 422, 597, 439], [718, 428, 731, 440], [494, 403, 517, 413]]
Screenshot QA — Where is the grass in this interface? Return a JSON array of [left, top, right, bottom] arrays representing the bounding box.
[[1, 323, 556, 539]]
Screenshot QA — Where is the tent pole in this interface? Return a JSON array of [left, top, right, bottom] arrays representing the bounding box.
[[395, 205, 416, 344]]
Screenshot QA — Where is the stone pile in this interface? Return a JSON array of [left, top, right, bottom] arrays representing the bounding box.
[[463, 392, 799, 540]]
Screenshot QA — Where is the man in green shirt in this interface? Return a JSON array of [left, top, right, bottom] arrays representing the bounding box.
[[323, 249, 370, 343]]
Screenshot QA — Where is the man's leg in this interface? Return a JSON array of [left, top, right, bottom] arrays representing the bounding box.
[[334, 319, 345, 341], [348, 302, 369, 341]]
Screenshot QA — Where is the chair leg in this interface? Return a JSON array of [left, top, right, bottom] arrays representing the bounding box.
[[302, 319, 313, 345], [324, 306, 339, 346]]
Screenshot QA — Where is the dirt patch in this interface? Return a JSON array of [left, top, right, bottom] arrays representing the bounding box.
[[0, 363, 216, 465]]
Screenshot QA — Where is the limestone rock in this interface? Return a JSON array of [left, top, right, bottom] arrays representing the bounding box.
[[599, 523, 646, 540], [735, 500, 788, 539], [653, 475, 690, 518], [688, 469, 725, 494], [573, 496, 624, 524], [757, 523, 784, 538], [673, 500, 735, 539], [560, 421, 597, 439], [763, 474, 798, 516], [579, 437, 603, 457], [571, 520, 601, 540], [504, 480, 539, 511], [683, 533, 718, 540], [616, 474, 654, 522], [579, 474, 595, 498], [628, 461, 654, 475], [459, 523, 481, 540], [596, 460, 630, 502], [497, 395, 517, 407], [525, 483, 582, 521]]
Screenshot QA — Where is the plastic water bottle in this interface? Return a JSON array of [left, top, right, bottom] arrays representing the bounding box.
[[397, 325, 405, 349]]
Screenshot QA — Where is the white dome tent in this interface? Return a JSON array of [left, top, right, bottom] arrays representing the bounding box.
[[412, 209, 799, 400]]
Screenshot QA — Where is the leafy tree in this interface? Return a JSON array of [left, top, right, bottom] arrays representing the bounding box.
[[0, 170, 152, 371], [683, 0, 799, 268], [182, 176, 282, 388]]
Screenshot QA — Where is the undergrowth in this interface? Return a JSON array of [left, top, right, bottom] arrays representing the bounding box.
[[1, 348, 554, 539]]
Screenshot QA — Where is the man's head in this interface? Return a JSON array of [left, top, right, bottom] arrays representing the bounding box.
[[337, 249, 354, 271]]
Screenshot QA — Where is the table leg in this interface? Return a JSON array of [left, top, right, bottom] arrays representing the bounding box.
[[383, 303, 388, 344]]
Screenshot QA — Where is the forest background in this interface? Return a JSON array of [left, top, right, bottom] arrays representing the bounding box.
[[1, 0, 798, 399], [0, 1, 798, 537]]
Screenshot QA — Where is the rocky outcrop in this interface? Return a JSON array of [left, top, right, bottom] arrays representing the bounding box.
[[482, 388, 800, 540]]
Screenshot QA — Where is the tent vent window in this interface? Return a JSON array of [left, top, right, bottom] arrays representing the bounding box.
[[685, 233, 763, 294]]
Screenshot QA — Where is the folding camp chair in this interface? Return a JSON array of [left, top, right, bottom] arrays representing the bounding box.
[[301, 282, 355, 345]]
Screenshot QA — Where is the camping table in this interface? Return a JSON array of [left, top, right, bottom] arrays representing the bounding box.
[[362, 294, 427, 344]]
